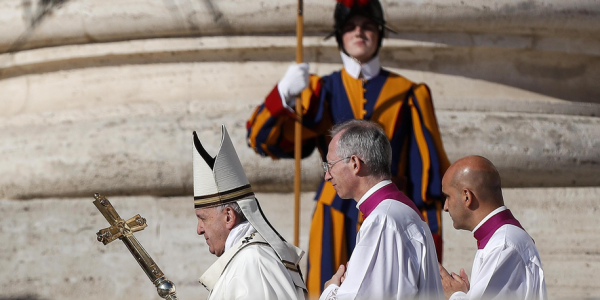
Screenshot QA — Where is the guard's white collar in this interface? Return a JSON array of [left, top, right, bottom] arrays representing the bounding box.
[[340, 51, 381, 80]]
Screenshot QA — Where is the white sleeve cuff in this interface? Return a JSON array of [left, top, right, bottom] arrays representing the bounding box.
[[449, 291, 468, 300], [319, 284, 339, 300]]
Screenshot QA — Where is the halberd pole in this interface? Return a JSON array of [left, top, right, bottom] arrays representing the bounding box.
[[293, 0, 304, 247]]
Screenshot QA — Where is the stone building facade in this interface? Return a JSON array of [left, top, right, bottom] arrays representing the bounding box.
[[0, 0, 598, 299]]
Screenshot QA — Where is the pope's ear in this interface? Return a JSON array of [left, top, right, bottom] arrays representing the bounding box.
[[224, 207, 237, 230]]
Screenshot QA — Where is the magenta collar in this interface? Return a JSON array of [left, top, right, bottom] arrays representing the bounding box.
[[359, 183, 422, 220], [473, 209, 526, 249]]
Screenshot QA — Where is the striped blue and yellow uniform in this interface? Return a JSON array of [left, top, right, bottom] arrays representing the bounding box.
[[247, 68, 450, 298]]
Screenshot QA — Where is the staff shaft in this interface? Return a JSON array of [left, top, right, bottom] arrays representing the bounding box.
[[293, 0, 303, 247], [121, 235, 164, 282]]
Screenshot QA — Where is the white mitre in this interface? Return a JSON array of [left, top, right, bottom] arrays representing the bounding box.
[[193, 126, 254, 209], [192, 125, 307, 291]]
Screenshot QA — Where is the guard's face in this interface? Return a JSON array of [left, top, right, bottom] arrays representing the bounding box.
[[324, 133, 353, 199], [341, 15, 380, 63], [196, 207, 229, 257]]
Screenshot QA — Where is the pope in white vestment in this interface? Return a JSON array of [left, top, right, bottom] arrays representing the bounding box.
[[201, 221, 305, 300], [448, 206, 547, 300], [320, 180, 444, 300], [191, 126, 307, 300]]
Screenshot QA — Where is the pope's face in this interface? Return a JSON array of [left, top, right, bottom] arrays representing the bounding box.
[[341, 15, 380, 63], [196, 207, 229, 257]]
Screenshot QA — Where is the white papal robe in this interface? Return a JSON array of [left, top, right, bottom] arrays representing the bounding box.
[[320, 181, 444, 300], [449, 206, 547, 300], [199, 222, 305, 300]]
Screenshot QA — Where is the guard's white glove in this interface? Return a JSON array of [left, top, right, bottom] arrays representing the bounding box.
[[278, 63, 309, 108]]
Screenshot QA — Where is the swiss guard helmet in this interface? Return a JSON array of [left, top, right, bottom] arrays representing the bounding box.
[[326, 0, 396, 58]]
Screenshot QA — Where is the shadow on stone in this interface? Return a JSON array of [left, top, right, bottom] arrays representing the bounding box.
[[6, 0, 72, 53], [0, 296, 48, 300]]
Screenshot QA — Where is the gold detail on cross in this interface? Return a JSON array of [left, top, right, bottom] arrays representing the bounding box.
[[93, 193, 178, 300]]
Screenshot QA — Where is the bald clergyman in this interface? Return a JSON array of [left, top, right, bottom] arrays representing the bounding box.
[[438, 156, 547, 300]]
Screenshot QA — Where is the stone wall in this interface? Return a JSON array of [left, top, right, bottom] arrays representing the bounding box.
[[1, 0, 599, 299], [2, 188, 599, 300], [1, 37, 598, 199], [2, 0, 599, 52]]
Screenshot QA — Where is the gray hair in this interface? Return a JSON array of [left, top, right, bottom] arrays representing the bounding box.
[[215, 202, 247, 222], [330, 120, 392, 180]]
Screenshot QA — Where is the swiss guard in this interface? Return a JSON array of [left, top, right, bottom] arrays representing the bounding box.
[[194, 125, 306, 300], [246, 0, 450, 297]]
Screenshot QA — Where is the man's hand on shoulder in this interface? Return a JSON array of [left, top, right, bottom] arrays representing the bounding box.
[[439, 263, 469, 300]]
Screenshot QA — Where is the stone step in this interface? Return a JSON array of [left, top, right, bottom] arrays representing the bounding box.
[[1, 102, 598, 199], [2, 37, 600, 116], [1, 188, 598, 299], [1, 0, 599, 52]]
